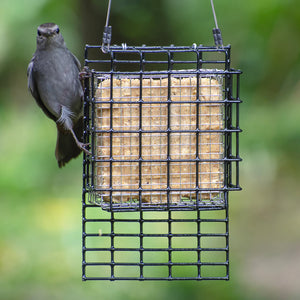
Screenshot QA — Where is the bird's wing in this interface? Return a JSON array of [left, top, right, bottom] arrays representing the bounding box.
[[27, 56, 57, 121], [68, 50, 84, 100], [69, 50, 81, 71], [27, 57, 39, 100]]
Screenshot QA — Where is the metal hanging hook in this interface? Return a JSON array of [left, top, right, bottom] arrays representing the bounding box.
[[102, 0, 112, 53], [210, 0, 224, 48]]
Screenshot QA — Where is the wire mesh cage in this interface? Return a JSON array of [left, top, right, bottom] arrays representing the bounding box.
[[83, 45, 241, 211], [82, 44, 242, 280]]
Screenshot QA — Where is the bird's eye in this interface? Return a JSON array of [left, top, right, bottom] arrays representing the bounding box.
[[37, 30, 41, 36], [56, 27, 60, 34]]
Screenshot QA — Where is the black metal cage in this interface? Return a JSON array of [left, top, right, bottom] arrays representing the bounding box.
[[82, 44, 242, 281]]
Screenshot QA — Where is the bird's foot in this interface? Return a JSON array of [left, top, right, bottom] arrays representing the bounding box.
[[77, 141, 92, 156], [69, 127, 92, 155], [79, 66, 92, 81]]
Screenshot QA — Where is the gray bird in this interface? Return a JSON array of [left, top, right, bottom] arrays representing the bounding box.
[[27, 22, 90, 167]]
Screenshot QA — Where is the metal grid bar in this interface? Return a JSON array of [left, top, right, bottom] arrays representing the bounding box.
[[82, 206, 229, 281], [82, 44, 242, 280]]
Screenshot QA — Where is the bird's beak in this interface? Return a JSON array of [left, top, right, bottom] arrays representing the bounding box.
[[44, 30, 53, 37]]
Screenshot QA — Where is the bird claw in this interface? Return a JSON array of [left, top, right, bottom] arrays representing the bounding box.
[[77, 142, 92, 156], [69, 128, 92, 156], [79, 66, 92, 81]]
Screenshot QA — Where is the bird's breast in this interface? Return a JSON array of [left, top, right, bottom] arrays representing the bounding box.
[[34, 49, 83, 119]]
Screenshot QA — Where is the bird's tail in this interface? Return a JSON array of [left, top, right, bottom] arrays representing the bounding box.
[[55, 117, 83, 168]]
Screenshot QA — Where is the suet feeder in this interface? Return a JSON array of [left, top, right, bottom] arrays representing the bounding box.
[[82, 0, 242, 281]]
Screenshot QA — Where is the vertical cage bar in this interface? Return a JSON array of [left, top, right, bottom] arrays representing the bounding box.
[[110, 211, 115, 280], [225, 192, 229, 280], [166, 50, 173, 208], [90, 71, 96, 191], [196, 209, 201, 279], [82, 46, 91, 281], [168, 210, 172, 279], [139, 210, 144, 279], [109, 52, 115, 210], [195, 50, 201, 208], [138, 51, 144, 208], [224, 47, 232, 191], [235, 73, 241, 189]]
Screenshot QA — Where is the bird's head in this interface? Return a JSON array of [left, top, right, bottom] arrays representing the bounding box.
[[36, 23, 65, 49]]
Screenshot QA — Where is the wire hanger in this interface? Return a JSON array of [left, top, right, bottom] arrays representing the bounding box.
[[210, 0, 224, 47], [102, 0, 112, 53], [101, 0, 224, 52]]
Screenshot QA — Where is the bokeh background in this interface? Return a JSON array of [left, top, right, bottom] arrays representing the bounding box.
[[1, 0, 300, 299]]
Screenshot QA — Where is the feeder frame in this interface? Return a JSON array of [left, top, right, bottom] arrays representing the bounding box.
[[82, 44, 242, 281]]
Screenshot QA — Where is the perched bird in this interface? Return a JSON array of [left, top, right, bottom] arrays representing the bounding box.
[[27, 22, 90, 167]]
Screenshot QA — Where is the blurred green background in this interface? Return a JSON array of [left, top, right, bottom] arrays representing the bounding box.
[[1, 0, 300, 299]]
